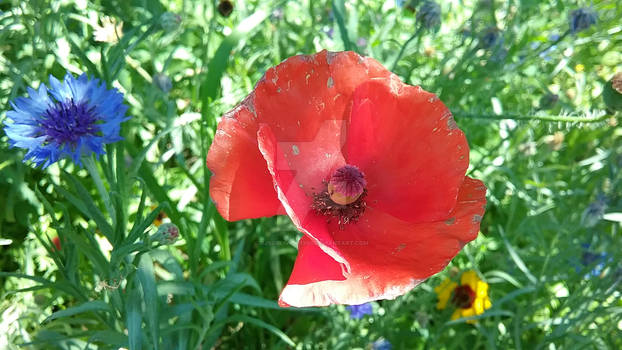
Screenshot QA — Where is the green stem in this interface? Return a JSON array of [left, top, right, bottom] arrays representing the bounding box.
[[83, 156, 116, 226], [455, 111, 612, 123], [392, 26, 424, 71]]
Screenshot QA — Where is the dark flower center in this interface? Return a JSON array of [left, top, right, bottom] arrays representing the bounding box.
[[452, 285, 476, 309], [312, 165, 367, 227], [39, 99, 100, 146]]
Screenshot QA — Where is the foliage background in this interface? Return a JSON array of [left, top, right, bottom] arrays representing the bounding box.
[[0, 0, 621, 349]]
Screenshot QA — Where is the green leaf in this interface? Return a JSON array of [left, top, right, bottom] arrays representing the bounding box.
[[220, 315, 296, 347], [331, 0, 352, 51], [88, 331, 129, 348], [499, 226, 537, 285], [129, 126, 176, 179], [44, 300, 112, 323], [138, 253, 160, 349], [200, 9, 270, 106], [228, 292, 282, 310], [56, 173, 115, 240], [126, 286, 143, 350]]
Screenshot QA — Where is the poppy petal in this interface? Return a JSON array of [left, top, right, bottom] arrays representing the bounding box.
[[278, 235, 348, 307], [346, 77, 470, 223], [256, 124, 350, 270], [278, 177, 485, 307], [207, 96, 283, 220]]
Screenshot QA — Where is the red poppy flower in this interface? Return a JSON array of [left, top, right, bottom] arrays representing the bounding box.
[[207, 50, 486, 307]]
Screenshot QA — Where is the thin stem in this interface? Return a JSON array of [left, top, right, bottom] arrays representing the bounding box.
[[83, 155, 116, 226], [533, 30, 570, 59], [455, 111, 612, 123], [392, 26, 424, 71]]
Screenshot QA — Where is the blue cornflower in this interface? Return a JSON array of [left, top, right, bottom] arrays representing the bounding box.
[[581, 194, 607, 228], [479, 27, 502, 49], [569, 8, 597, 34], [371, 339, 392, 350], [3, 73, 129, 168], [416, 1, 442, 30], [153, 73, 173, 93], [346, 302, 373, 319], [577, 244, 608, 278]]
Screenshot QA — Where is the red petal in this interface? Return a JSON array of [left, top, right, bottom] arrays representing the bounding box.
[[278, 177, 486, 307], [52, 236, 61, 251], [346, 78, 470, 223], [207, 96, 282, 220], [257, 124, 349, 268]]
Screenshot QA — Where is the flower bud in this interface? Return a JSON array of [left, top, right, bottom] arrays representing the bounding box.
[[218, 0, 234, 17], [151, 223, 180, 245], [581, 195, 607, 228], [539, 93, 559, 110], [159, 12, 182, 32], [479, 27, 501, 49], [603, 73, 622, 112], [153, 73, 172, 93], [416, 1, 441, 30], [569, 8, 597, 34]]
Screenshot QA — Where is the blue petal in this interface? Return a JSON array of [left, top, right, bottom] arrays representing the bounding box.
[[48, 74, 72, 102], [4, 123, 40, 138], [66, 73, 91, 103]]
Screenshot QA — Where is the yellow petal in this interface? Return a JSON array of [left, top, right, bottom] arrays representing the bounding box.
[[476, 281, 489, 298], [473, 298, 484, 315], [461, 270, 479, 291], [437, 292, 449, 310], [435, 279, 457, 310], [434, 278, 457, 295]]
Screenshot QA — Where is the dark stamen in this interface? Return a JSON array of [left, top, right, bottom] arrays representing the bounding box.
[[312, 186, 367, 228], [38, 99, 100, 147], [452, 285, 476, 309]]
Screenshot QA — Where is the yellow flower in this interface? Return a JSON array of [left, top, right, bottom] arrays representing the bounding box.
[[575, 64, 585, 72], [434, 278, 457, 310], [435, 270, 492, 324]]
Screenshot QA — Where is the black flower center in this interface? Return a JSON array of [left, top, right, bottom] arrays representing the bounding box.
[[452, 285, 476, 309], [39, 99, 100, 146]]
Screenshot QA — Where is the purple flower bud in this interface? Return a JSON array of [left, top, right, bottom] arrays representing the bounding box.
[[569, 8, 597, 34], [152, 223, 180, 245], [153, 73, 172, 93], [417, 1, 441, 29]]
